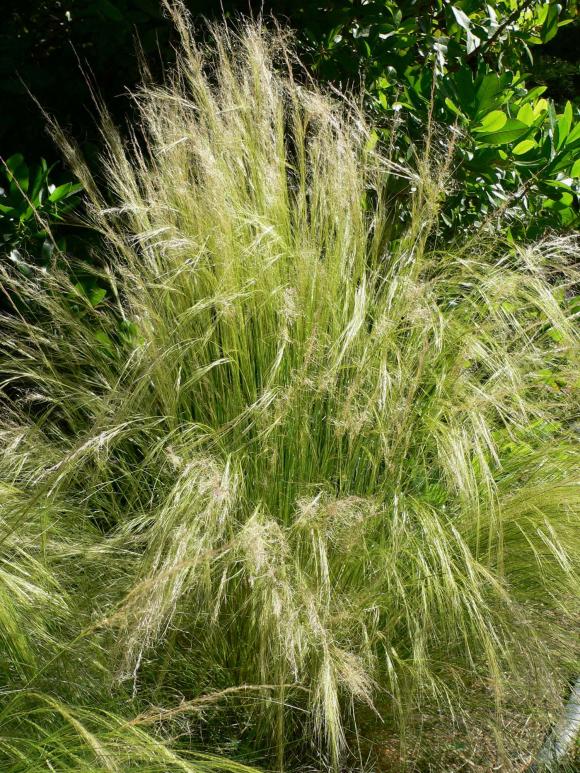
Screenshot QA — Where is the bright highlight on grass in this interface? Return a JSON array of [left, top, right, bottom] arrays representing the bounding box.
[[0, 2, 578, 770]]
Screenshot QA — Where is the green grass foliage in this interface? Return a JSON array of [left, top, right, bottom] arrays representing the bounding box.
[[0, 4, 578, 770]]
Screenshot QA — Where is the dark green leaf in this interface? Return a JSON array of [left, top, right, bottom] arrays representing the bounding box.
[[541, 3, 561, 44], [48, 183, 82, 203]]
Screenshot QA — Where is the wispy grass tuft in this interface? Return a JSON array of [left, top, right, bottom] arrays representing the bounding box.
[[0, 2, 578, 770]]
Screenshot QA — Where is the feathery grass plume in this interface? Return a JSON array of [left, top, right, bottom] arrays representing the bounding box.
[[0, 691, 264, 772], [0, 2, 579, 770]]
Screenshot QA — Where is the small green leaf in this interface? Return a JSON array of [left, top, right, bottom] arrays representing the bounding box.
[[73, 281, 107, 307], [119, 320, 141, 345], [566, 122, 580, 146], [29, 162, 49, 205], [526, 86, 547, 101], [88, 287, 107, 307], [452, 6, 472, 31], [451, 67, 476, 116], [48, 182, 82, 203], [6, 154, 29, 193], [543, 192, 573, 209], [541, 2, 561, 44], [466, 30, 480, 54], [558, 207, 577, 226], [5, 153, 24, 170], [533, 99, 549, 118], [513, 139, 536, 155], [556, 101, 573, 148], [474, 73, 501, 116], [516, 104, 535, 126], [94, 330, 115, 353], [473, 110, 507, 133], [445, 97, 465, 118], [543, 180, 575, 193], [571, 158, 580, 178], [475, 118, 529, 145]]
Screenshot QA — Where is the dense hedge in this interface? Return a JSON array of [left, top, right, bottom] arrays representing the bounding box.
[[1, 3, 579, 261]]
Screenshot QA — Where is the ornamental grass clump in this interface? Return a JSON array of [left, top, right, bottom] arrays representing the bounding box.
[[0, 4, 578, 770]]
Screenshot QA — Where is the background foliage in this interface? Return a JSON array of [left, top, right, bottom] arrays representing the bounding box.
[[1, 0, 579, 254], [0, 154, 81, 264], [292, 0, 580, 235]]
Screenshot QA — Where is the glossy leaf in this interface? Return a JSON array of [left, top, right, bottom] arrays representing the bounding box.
[[451, 6, 472, 31], [513, 139, 536, 155], [48, 182, 83, 203], [473, 110, 507, 133], [556, 101, 573, 148], [540, 2, 561, 44], [474, 118, 530, 145]]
